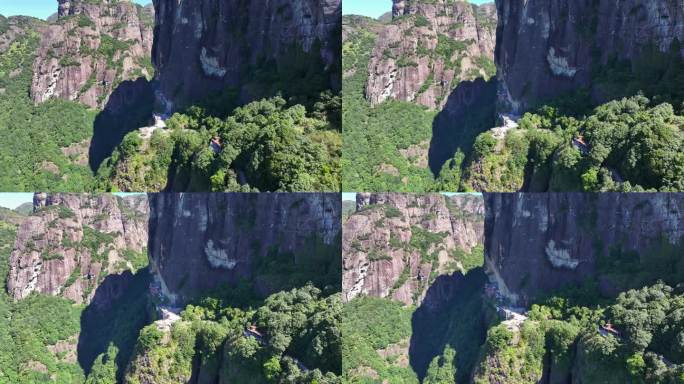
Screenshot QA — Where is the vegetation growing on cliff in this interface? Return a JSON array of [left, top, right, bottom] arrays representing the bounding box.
[[341, 296, 418, 383], [474, 283, 684, 384], [0, 214, 86, 383], [463, 94, 684, 192], [0, 206, 154, 384], [0, 27, 97, 191], [463, 41, 684, 192], [127, 284, 341, 384], [342, 16, 444, 192], [97, 95, 341, 192]]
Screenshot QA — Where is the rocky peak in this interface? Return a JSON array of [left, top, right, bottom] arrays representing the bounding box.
[[364, 0, 496, 110], [151, 0, 341, 112], [31, 0, 154, 109], [495, 0, 684, 115], [343, 193, 484, 306], [0, 16, 46, 54], [7, 193, 149, 304]]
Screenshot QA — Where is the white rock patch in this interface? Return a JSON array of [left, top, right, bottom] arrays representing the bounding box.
[[547, 47, 577, 77], [545, 240, 579, 269], [200, 48, 227, 77], [204, 240, 237, 269]]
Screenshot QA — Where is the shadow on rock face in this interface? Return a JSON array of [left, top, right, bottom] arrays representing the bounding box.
[[427, 78, 497, 177], [88, 77, 155, 173], [77, 268, 152, 380], [409, 268, 490, 382]]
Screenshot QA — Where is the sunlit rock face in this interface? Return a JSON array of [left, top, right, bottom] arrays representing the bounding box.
[[495, 0, 684, 114], [7, 193, 149, 304], [343, 193, 485, 306], [31, 0, 154, 109], [365, 0, 497, 110]]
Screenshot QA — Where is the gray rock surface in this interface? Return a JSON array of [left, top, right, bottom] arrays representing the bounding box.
[[495, 0, 684, 114], [152, 0, 341, 111], [484, 193, 684, 305], [147, 193, 341, 305]]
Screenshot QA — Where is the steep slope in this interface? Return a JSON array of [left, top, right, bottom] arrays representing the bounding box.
[[147, 193, 341, 305], [342, 2, 498, 192], [366, 0, 496, 110], [152, 0, 341, 111], [0, 1, 154, 191], [96, 0, 343, 192], [496, 0, 684, 114], [7, 193, 149, 304], [474, 193, 684, 384], [31, 0, 154, 109], [459, 0, 684, 193], [342, 193, 484, 306], [484, 192, 684, 306], [342, 193, 492, 384], [342, 14, 440, 192]]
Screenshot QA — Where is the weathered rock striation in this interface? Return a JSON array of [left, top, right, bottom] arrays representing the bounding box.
[[7, 193, 149, 304], [365, 0, 496, 110], [147, 193, 341, 305], [495, 0, 684, 114], [484, 193, 684, 306], [30, 0, 154, 109], [151, 0, 341, 111], [343, 193, 484, 306]]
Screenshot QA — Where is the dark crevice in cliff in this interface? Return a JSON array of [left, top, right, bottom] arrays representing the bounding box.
[[408, 268, 491, 382], [88, 77, 155, 173], [427, 78, 497, 176], [77, 268, 152, 380]]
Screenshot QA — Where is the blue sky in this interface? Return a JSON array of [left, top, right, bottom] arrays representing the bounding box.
[[0, 0, 151, 20], [0, 193, 33, 209], [343, 0, 491, 18]]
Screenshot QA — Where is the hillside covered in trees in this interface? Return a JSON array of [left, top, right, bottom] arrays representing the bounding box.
[[342, 0, 684, 193]]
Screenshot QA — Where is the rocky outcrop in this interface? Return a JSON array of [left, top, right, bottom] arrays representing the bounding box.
[[484, 193, 684, 306], [365, 0, 496, 110], [495, 0, 684, 114], [151, 0, 341, 111], [343, 193, 484, 306], [147, 193, 341, 305], [0, 16, 45, 54], [7, 193, 149, 304], [30, 0, 154, 109]]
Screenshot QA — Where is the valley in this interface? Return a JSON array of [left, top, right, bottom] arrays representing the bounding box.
[[342, 0, 684, 192], [342, 192, 684, 383], [0, 192, 342, 383], [0, 0, 342, 192]]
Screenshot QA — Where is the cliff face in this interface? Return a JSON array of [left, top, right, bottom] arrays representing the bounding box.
[[496, 0, 684, 114], [147, 193, 341, 305], [484, 193, 684, 305], [7, 193, 149, 304], [30, 0, 154, 109], [152, 0, 341, 111], [365, 0, 496, 110], [342, 193, 484, 306]]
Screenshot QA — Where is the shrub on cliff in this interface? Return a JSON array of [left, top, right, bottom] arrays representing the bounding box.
[[99, 95, 341, 192]]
